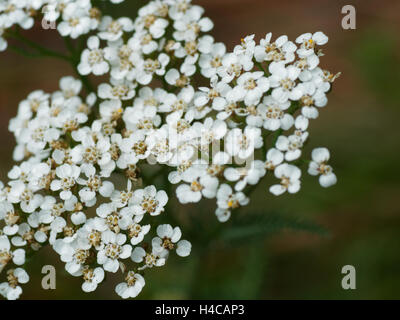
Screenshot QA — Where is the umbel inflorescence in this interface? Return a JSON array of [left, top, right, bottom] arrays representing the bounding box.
[[0, 0, 339, 300]]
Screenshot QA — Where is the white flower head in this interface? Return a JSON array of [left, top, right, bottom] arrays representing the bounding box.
[[131, 186, 168, 216], [216, 184, 249, 213], [176, 165, 219, 203], [227, 71, 269, 106], [50, 164, 81, 200], [98, 16, 134, 42], [97, 230, 132, 273], [0, 235, 25, 269], [225, 127, 263, 159], [81, 267, 105, 293]]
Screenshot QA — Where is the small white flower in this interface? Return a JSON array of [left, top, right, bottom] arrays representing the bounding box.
[[215, 208, 231, 223], [70, 130, 112, 168], [197, 117, 227, 148], [11, 222, 46, 247], [308, 147, 337, 187], [128, 30, 158, 55], [296, 32, 328, 55], [78, 36, 109, 76], [152, 224, 192, 257], [127, 222, 150, 246], [19, 116, 60, 155], [193, 78, 230, 113], [99, 99, 125, 121], [276, 135, 303, 161], [199, 42, 226, 78], [7, 181, 43, 213], [59, 76, 82, 100], [137, 53, 170, 85], [264, 148, 284, 171], [119, 131, 152, 167], [234, 34, 256, 57], [38, 196, 65, 224], [131, 186, 168, 216], [270, 163, 301, 195], [254, 33, 296, 65], [98, 16, 134, 41], [104, 40, 137, 80], [159, 86, 194, 114], [0, 202, 19, 236], [165, 68, 189, 88], [218, 53, 253, 83], [48, 217, 68, 245], [176, 165, 219, 203], [53, 239, 91, 275], [77, 164, 114, 204], [98, 78, 136, 101], [142, 15, 168, 39], [123, 105, 161, 133], [110, 180, 133, 208], [57, 3, 91, 39], [168, 160, 195, 184], [296, 32, 328, 70], [173, 14, 213, 42], [247, 96, 293, 131], [146, 128, 173, 164], [0, 235, 25, 268]]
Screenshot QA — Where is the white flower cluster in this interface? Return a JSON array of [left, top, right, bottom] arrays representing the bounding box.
[[74, 0, 339, 221], [0, 0, 125, 51], [1, 76, 191, 299], [0, 0, 339, 299]]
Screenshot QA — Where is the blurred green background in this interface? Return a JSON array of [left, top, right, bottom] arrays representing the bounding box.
[[1, 0, 400, 299]]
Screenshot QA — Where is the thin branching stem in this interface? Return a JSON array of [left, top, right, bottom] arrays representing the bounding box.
[[8, 29, 71, 61]]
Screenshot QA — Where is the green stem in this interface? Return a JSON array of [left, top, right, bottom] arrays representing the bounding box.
[[8, 45, 41, 58], [8, 28, 95, 94], [255, 61, 265, 73], [255, 60, 270, 76], [63, 37, 76, 57], [8, 29, 71, 61]]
